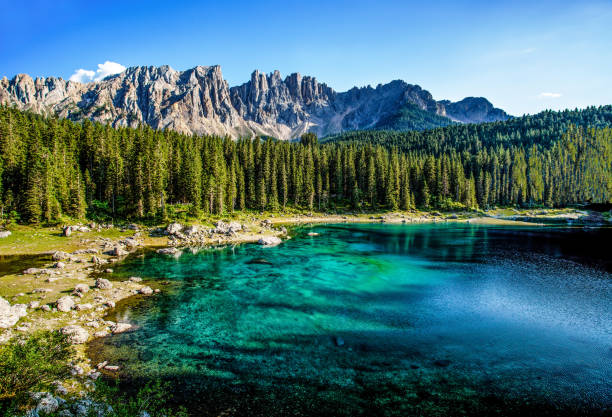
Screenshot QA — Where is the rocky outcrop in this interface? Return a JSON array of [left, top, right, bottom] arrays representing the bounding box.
[[0, 65, 509, 140]]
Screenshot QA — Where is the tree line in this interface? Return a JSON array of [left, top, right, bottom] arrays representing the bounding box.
[[0, 106, 610, 223]]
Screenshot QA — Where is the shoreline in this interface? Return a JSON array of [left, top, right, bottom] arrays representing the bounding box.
[[0, 208, 608, 396]]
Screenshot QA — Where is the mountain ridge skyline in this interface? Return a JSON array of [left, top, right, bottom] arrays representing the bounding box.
[[0, 63, 509, 140]]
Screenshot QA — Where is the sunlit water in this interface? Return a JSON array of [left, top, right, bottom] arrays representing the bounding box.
[[88, 224, 612, 416]]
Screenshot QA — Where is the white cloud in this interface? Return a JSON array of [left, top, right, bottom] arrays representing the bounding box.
[[69, 61, 126, 83], [69, 69, 95, 83], [538, 92, 562, 99]]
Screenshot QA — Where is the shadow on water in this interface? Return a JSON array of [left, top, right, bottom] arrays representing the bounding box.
[[0, 253, 49, 277], [88, 223, 612, 416]]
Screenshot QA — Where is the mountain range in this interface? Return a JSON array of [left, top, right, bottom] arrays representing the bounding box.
[[0, 65, 509, 140]]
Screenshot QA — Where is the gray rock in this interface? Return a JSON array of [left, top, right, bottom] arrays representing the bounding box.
[[56, 296, 75, 312], [138, 286, 153, 295], [74, 284, 90, 294], [52, 251, 71, 261], [166, 222, 183, 235], [95, 278, 113, 289], [0, 230, 11, 238], [61, 325, 89, 344], [75, 303, 93, 311], [53, 261, 66, 269], [156, 247, 179, 255], [33, 392, 60, 414], [0, 296, 27, 328], [110, 246, 129, 256], [183, 225, 199, 236], [28, 301, 40, 309], [128, 276, 143, 282], [258, 236, 282, 246], [111, 322, 132, 334]]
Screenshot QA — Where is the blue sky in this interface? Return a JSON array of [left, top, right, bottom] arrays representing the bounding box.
[[1, 0, 610, 115]]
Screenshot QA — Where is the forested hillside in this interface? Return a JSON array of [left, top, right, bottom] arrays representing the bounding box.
[[325, 105, 612, 152], [0, 106, 610, 224]]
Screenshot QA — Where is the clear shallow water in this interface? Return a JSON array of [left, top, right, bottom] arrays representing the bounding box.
[[89, 224, 612, 416]]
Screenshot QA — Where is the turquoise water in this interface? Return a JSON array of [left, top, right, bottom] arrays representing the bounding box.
[[89, 224, 612, 416]]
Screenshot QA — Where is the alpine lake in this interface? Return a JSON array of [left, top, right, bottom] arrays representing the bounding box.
[[87, 222, 612, 416]]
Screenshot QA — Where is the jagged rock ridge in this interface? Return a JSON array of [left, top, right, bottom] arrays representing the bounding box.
[[0, 65, 509, 139]]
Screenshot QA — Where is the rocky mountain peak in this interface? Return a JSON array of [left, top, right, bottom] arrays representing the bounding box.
[[0, 64, 510, 139]]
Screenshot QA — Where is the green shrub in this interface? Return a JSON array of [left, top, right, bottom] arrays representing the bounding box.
[[0, 331, 72, 411]]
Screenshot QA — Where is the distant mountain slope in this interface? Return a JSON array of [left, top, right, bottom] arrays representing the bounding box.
[[0, 65, 509, 140], [324, 105, 612, 152]]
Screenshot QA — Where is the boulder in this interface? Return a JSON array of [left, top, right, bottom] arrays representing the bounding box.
[[138, 286, 153, 295], [110, 246, 129, 256], [127, 223, 139, 230], [62, 226, 72, 237], [28, 301, 40, 309], [52, 251, 71, 261], [111, 322, 132, 334], [75, 303, 93, 311], [60, 325, 89, 344], [0, 296, 28, 328], [128, 276, 143, 282], [183, 225, 199, 236], [23, 268, 43, 275], [166, 222, 183, 235], [74, 284, 90, 294], [53, 261, 66, 269], [0, 230, 11, 238], [56, 296, 75, 312], [95, 278, 113, 289], [258, 236, 282, 246], [120, 237, 140, 248], [91, 255, 108, 265]]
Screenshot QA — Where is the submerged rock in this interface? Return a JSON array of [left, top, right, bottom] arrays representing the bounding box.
[[246, 258, 273, 265], [434, 359, 451, 367], [333, 336, 345, 347], [157, 247, 179, 255]]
